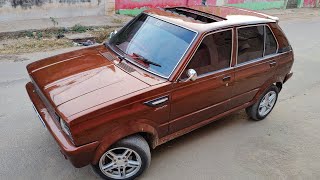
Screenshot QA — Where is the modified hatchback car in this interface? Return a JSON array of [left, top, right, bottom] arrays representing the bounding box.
[[26, 6, 293, 180]]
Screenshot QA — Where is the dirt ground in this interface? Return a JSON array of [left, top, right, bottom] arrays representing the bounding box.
[[0, 26, 118, 55], [0, 8, 319, 55], [1, 9, 320, 180]]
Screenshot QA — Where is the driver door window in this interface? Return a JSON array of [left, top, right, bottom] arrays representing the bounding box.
[[181, 29, 232, 78]]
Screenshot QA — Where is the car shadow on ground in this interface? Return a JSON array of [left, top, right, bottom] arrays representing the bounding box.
[[152, 110, 251, 154], [139, 110, 256, 178]]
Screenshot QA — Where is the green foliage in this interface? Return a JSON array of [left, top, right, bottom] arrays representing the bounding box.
[[71, 24, 87, 33], [50, 17, 59, 27], [25, 31, 34, 38], [112, 18, 123, 24], [37, 32, 43, 39]]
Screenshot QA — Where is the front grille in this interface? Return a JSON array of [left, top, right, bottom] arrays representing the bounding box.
[[31, 78, 60, 122]]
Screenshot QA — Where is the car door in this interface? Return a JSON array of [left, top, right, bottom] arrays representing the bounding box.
[[169, 29, 235, 133], [230, 25, 279, 109]]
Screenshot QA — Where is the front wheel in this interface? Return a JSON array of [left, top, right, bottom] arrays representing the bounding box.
[[246, 85, 279, 121], [92, 135, 151, 180]]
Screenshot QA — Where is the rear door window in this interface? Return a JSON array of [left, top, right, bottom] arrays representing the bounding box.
[[237, 25, 279, 65], [237, 26, 264, 64]]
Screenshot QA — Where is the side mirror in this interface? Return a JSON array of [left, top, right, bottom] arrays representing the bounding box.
[[185, 69, 198, 82], [109, 30, 118, 39]]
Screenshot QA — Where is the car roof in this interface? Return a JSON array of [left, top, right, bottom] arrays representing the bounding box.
[[144, 6, 278, 33]]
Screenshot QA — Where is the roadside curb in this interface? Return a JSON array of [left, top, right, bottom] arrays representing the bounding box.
[[0, 25, 124, 40]]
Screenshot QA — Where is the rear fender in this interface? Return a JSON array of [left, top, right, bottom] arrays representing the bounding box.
[[252, 77, 282, 103]]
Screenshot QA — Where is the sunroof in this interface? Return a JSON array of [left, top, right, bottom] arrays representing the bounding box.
[[165, 7, 225, 23]]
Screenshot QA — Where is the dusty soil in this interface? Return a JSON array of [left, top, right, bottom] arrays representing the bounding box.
[[0, 26, 118, 55], [0, 38, 73, 54]]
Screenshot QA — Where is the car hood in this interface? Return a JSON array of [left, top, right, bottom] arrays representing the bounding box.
[[27, 46, 154, 117]]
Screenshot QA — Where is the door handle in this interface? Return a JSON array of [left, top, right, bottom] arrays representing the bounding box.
[[222, 76, 231, 82], [144, 95, 169, 107], [269, 61, 277, 67]]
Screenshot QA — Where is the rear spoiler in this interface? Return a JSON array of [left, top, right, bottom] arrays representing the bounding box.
[[266, 15, 279, 23], [254, 11, 279, 23], [235, 7, 280, 23]]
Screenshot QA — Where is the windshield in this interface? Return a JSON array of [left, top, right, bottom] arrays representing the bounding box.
[[108, 13, 197, 78]]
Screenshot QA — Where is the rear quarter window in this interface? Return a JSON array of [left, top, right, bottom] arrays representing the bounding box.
[[265, 26, 277, 56], [268, 23, 291, 53]]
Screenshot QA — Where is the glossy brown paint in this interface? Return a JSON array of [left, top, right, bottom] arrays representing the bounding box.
[[25, 7, 293, 168], [26, 82, 99, 167], [169, 69, 235, 133]]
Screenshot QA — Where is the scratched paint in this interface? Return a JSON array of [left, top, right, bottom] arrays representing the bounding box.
[[205, 0, 218, 5], [115, 0, 318, 15], [115, 0, 188, 10], [303, 0, 316, 7], [0, 0, 6, 7], [11, 0, 46, 8], [116, 0, 286, 15], [0, 0, 104, 22], [0, 0, 91, 9], [227, 0, 245, 4], [227, 0, 285, 10]]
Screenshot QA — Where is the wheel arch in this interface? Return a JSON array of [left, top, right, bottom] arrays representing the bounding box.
[[275, 81, 283, 92], [252, 77, 283, 103], [92, 121, 159, 165]]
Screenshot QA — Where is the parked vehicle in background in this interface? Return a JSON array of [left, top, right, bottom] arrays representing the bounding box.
[[26, 6, 293, 180]]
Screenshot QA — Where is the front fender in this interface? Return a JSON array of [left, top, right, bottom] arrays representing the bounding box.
[[92, 119, 159, 165]]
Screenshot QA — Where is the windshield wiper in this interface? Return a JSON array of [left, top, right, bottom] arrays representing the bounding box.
[[132, 53, 161, 67], [117, 55, 129, 62], [111, 44, 132, 63], [110, 44, 161, 67]]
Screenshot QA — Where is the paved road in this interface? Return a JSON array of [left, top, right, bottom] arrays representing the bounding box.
[[1, 16, 320, 179]]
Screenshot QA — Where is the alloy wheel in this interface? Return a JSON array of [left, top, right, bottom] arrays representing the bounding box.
[[99, 147, 142, 179], [258, 91, 277, 117]]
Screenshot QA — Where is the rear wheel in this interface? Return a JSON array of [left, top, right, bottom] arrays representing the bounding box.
[[92, 135, 151, 180], [246, 85, 279, 121]]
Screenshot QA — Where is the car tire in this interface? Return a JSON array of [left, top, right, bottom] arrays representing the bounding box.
[[246, 85, 279, 121], [92, 135, 151, 180]]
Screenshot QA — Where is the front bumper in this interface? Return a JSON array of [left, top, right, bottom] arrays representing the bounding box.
[[26, 82, 99, 168]]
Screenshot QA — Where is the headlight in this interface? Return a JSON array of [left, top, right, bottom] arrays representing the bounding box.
[[60, 119, 74, 143]]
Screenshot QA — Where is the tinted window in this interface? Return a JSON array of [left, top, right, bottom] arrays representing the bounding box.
[[109, 14, 196, 78], [268, 23, 291, 53], [182, 30, 232, 78], [265, 26, 277, 55], [237, 26, 264, 64]]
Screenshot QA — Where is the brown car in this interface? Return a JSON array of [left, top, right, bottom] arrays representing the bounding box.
[[26, 6, 293, 180]]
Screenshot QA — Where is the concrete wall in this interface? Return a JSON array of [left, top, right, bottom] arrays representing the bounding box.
[[0, 0, 111, 21], [115, 0, 319, 15], [0, 0, 317, 21]]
